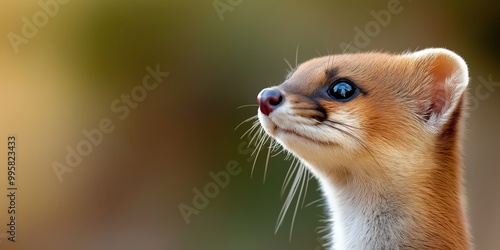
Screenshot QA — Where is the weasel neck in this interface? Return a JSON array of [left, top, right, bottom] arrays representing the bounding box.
[[312, 158, 470, 250]]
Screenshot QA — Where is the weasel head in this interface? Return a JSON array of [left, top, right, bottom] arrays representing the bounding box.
[[257, 48, 468, 181]]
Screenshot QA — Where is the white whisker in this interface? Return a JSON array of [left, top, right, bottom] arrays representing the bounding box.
[[284, 58, 293, 72], [301, 170, 311, 208], [275, 161, 309, 236], [288, 164, 307, 241], [251, 132, 269, 177], [295, 44, 300, 67], [249, 126, 264, 148], [263, 138, 273, 183], [306, 198, 324, 208], [237, 104, 259, 109], [342, 41, 353, 54], [315, 49, 322, 57], [234, 115, 258, 131], [237, 103, 317, 242], [240, 121, 260, 140], [281, 159, 299, 196], [275, 164, 301, 232]]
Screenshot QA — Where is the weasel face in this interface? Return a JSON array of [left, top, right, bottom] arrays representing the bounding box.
[[256, 49, 470, 249], [257, 49, 468, 176]]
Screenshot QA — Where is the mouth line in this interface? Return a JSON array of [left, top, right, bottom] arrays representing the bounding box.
[[273, 126, 338, 147]]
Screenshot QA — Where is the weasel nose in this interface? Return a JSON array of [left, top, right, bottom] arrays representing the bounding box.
[[257, 88, 283, 116]]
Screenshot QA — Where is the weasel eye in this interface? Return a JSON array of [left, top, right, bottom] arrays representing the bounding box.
[[327, 80, 359, 102]]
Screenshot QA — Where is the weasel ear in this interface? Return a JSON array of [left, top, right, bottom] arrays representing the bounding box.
[[408, 48, 469, 132]]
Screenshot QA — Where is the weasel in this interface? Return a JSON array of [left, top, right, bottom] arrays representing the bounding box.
[[256, 48, 470, 249]]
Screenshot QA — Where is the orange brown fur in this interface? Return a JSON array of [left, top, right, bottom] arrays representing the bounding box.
[[258, 49, 470, 249]]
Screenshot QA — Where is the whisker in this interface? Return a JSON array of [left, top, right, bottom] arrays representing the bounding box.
[[342, 41, 353, 54], [251, 128, 267, 157], [235, 115, 258, 131], [270, 140, 282, 153], [325, 119, 363, 130], [301, 170, 311, 208], [271, 148, 285, 158], [237, 107, 321, 241], [275, 162, 303, 232], [237, 104, 259, 109], [249, 126, 264, 148], [251, 132, 269, 177], [323, 121, 385, 172], [276, 160, 311, 241], [328, 40, 335, 69], [288, 163, 307, 241], [315, 49, 322, 57], [269, 140, 285, 157], [326, 51, 333, 73], [240, 121, 260, 140], [284, 151, 294, 161], [323, 121, 363, 144], [281, 158, 299, 196], [244, 123, 260, 148], [284, 58, 294, 72], [306, 198, 323, 208], [295, 44, 300, 67], [263, 138, 273, 183]]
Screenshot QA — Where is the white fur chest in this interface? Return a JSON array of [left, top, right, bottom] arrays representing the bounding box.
[[319, 178, 410, 250]]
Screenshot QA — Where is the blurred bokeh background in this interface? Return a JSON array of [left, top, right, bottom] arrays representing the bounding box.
[[0, 0, 499, 249]]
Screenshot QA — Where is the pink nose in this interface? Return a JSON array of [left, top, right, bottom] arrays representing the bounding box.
[[257, 88, 283, 116]]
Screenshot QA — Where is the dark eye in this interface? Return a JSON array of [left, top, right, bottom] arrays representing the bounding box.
[[327, 79, 359, 102]]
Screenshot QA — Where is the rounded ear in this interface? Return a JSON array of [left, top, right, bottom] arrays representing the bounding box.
[[408, 48, 469, 132]]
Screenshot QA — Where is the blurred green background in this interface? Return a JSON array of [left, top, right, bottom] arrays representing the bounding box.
[[0, 0, 499, 249]]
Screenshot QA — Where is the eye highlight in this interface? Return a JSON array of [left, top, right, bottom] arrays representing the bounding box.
[[327, 79, 360, 102]]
